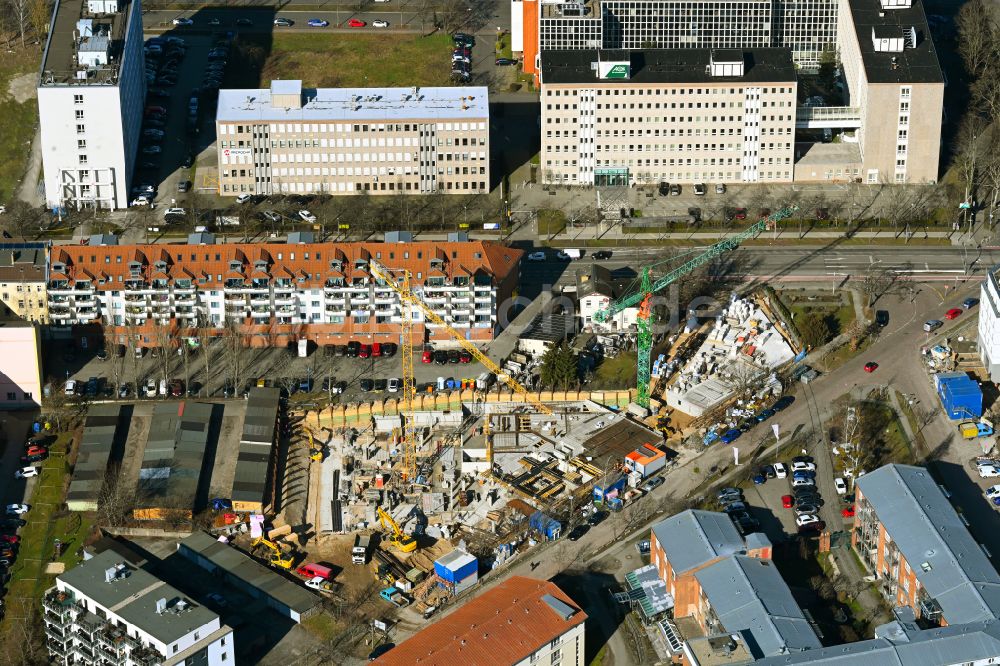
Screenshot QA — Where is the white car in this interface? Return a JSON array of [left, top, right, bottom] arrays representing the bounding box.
[[986, 485, 1000, 499], [527, 251, 546, 261], [5, 504, 29, 515], [130, 196, 151, 207], [64, 379, 77, 396], [796, 514, 820, 527], [979, 463, 1000, 478], [305, 576, 334, 592], [372, 19, 389, 27], [834, 477, 847, 495], [773, 462, 787, 479], [298, 210, 317, 223], [145, 379, 158, 398], [14, 466, 39, 479], [164, 207, 187, 217], [172, 17, 194, 26], [235, 194, 253, 204], [387, 378, 400, 393], [791, 461, 816, 473], [791, 477, 815, 488]]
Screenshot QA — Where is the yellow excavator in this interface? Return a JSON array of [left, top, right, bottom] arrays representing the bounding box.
[[376, 507, 417, 553], [307, 430, 326, 463], [250, 536, 294, 570]]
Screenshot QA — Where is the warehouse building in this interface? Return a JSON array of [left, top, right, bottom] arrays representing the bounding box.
[[67, 404, 131, 511], [539, 48, 798, 186], [46, 238, 523, 346], [232, 387, 280, 513], [215, 81, 489, 197], [177, 532, 320, 623], [38, 0, 145, 210]]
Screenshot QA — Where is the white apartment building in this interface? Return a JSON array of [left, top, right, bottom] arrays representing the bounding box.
[[43, 549, 233, 665], [46, 236, 523, 347], [540, 48, 798, 186], [38, 0, 145, 210], [575, 263, 639, 332], [215, 81, 489, 197], [979, 265, 1000, 382]]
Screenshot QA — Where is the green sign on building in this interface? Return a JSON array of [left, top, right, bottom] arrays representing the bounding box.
[[604, 64, 629, 79]]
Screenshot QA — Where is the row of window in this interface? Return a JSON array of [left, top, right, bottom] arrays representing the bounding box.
[[546, 86, 793, 96], [224, 121, 487, 134], [547, 100, 791, 111], [546, 115, 792, 124], [220, 136, 485, 149]]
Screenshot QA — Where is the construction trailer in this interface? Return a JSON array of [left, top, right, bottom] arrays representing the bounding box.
[[936, 372, 983, 420], [434, 549, 479, 595]]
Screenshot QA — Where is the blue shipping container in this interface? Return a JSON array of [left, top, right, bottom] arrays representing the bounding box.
[[936, 372, 982, 420], [434, 549, 478, 584], [529, 511, 561, 540]]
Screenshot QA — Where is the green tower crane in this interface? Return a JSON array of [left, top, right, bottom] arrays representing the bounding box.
[[593, 206, 798, 408]]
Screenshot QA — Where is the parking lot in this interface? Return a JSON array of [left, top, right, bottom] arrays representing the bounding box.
[[51, 339, 492, 405]]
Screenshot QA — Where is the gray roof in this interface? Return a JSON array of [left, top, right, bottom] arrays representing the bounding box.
[[59, 549, 218, 646], [577, 264, 627, 301], [217, 85, 489, 123], [67, 404, 127, 507], [856, 464, 1000, 624], [178, 532, 319, 615], [137, 402, 216, 511], [754, 618, 1000, 665], [651, 509, 744, 574], [541, 48, 796, 85], [846, 0, 943, 84], [232, 388, 279, 504], [696, 555, 821, 658]]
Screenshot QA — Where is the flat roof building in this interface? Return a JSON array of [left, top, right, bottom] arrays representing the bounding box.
[[853, 464, 1000, 625], [67, 404, 130, 511], [43, 549, 233, 665], [375, 576, 587, 665], [216, 82, 489, 197], [38, 0, 145, 210], [232, 387, 280, 513], [539, 48, 797, 186]]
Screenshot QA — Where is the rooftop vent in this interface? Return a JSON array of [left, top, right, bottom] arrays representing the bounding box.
[[872, 26, 906, 53], [155, 598, 167, 614], [879, 0, 911, 8], [708, 50, 745, 78]]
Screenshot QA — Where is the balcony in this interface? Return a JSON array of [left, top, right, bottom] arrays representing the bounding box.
[[274, 284, 294, 294], [274, 297, 296, 308], [173, 285, 195, 295], [46, 639, 69, 657], [173, 293, 196, 304], [325, 306, 347, 316], [451, 297, 471, 305], [326, 297, 347, 307], [250, 306, 271, 315], [50, 311, 73, 321], [424, 295, 447, 305], [76, 309, 98, 319], [249, 296, 271, 306], [125, 306, 148, 315], [276, 305, 296, 315], [124, 292, 146, 302], [324, 285, 347, 295], [225, 296, 247, 306], [48, 287, 74, 296], [43, 624, 66, 640], [50, 295, 70, 304], [474, 283, 492, 291]]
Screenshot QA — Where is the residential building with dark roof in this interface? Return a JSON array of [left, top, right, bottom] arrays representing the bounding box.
[[0, 242, 49, 323], [43, 549, 233, 665], [374, 576, 586, 665], [46, 238, 522, 347], [853, 463, 1000, 626]]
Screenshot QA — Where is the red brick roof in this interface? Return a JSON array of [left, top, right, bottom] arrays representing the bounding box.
[[376, 576, 586, 666], [46, 241, 523, 290]]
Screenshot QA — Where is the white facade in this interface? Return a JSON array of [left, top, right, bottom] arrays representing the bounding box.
[[511, 622, 585, 666], [579, 292, 638, 332], [43, 551, 233, 665], [979, 268, 1000, 382], [38, 0, 145, 210], [0, 320, 42, 407]]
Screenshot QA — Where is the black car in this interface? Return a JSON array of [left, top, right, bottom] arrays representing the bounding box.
[[0, 519, 25, 530], [181, 153, 195, 169], [96, 348, 108, 361], [495, 58, 517, 66], [177, 180, 191, 193], [236, 17, 252, 25], [222, 381, 235, 398], [658, 181, 669, 196], [447, 350, 461, 364], [792, 455, 814, 464], [723, 501, 748, 513], [772, 395, 794, 411], [335, 344, 347, 357], [592, 251, 613, 260], [434, 350, 448, 365], [759, 465, 776, 479], [875, 310, 889, 327], [382, 343, 397, 357], [587, 511, 608, 526], [373, 378, 387, 392], [346, 341, 361, 357], [567, 524, 590, 541]]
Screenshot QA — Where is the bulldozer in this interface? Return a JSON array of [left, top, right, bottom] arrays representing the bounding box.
[[376, 507, 417, 554]]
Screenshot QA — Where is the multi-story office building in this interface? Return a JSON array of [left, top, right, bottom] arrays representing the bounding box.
[[0, 243, 49, 324], [375, 576, 586, 665], [215, 81, 489, 197], [515, 0, 838, 75], [539, 48, 797, 186], [853, 464, 1000, 626], [43, 549, 233, 665], [38, 0, 145, 210], [836, 0, 944, 184], [46, 237, 522, 347], [978, 265, 1000, 381]]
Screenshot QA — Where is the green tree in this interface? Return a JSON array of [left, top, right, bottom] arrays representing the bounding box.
[[539, 343, 578, 390], [796, 312, 832, 349]]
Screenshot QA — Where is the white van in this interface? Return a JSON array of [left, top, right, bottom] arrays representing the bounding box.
[[158, 378, 168, 397]]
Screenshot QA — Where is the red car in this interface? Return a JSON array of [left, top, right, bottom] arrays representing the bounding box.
[[371, 342, 382, 357], [359, 344, 371, 358], [841, 506, 856, 518], [459, 351, 472, 363], [25, 446, 47, 457], [863, 362, 878, 373], [0, 534, 20, 545], [422, 350, 433, 364], [347, 18, 365, 27], [734, 208, 747, 220], [781, 494, 793, 509], [945, 308, 963, 320]]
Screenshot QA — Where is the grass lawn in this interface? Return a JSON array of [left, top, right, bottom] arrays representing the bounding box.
[[537, 209, 567, 236], [593, 352, 637, 389], [495, 33, 513, 59], [0, 432, 94, 646], [0, 48, 41, 204], [231, 33, 454, 89]]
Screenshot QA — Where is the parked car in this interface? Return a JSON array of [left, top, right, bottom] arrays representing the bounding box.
[[924, 319, 943, 332], [834, 478, 848, 494], [273, 17, 294, 26], [791, 461, 816, 473], [963, 297, 979, 309], [720, 429, 741, 444], [792, 477, 816, 488], [527, 251, 546, 261], [360, 379, 374, 392], [841, 506, 856, 518], [592, 251, 613, 260], [795, 503, 820, 515], [781, 494, 793, 508], [945, 308, 963, 320], [693, 183, 706, 195], [796, 514, 820, 527], [495, 57, 517, 65], [14, 467, 38, 479], [864, 361, 879, 373], [567, 524, 589, 541], [979, 463, 1000, 478], [172, 17, 194, 26], [4, 505, 28, 516], [307, 18, 329, 27], [372, 19, 389, 27], [387, 378, 400, 393], [640, 476, 664, 492], [433, 350, 448, 365], [298, 210, 317, 223], [717, 487, 743, 502], [347, 18, 366, 27], [715, 183, 727, 194], [773, 462, 787, 479]]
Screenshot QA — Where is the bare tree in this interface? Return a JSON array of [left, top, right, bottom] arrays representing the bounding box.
[[97, 464, 139, 528], [196, 312, 216, 383], [151, 321, 174, 384], [8, 0, 30, 47], [726, 362, 765, 402], [223, 316, 250, 395], [953, 112, 987, 215], [956, 0, 998, 77], [104, 322, 126, 395], [980, 128, 1000, 226], [3, 200, 40, 240]]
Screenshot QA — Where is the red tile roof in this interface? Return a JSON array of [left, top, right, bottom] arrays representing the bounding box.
[[375, 576, 586, 666], [47, 241, 523, 290]]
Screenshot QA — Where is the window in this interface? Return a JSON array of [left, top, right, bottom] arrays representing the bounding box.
[[78, 154, 87, 165], [73, 94, 83, 104], [77, 139, 86, 150], [76, 124, 85, 134], [5, 392, 14, 401], [75, 109, 84, 120]]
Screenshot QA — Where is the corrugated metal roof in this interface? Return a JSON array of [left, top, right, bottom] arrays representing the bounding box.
[[695, 555, 821, 658], [68, 404, 127, 506], [856, 464, 1000, 624], [375, 576, 586, 665], [651, 509, 745, 574], [232, 388, 279, 503], [136, 402, 215, 511]]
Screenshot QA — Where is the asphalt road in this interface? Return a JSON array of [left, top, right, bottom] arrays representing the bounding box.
[[146, 7, 437, 32]]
